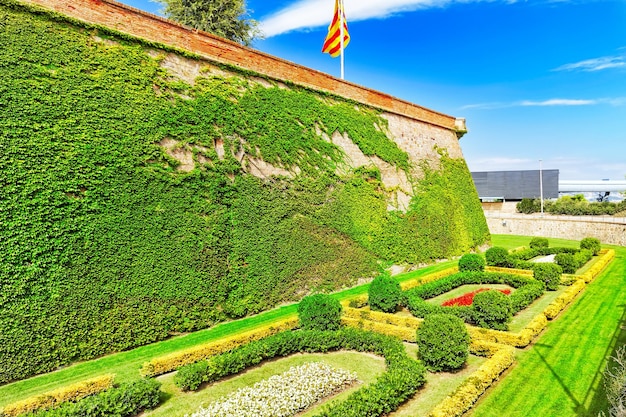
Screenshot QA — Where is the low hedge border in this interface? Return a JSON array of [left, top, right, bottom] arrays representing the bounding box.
[[342, 307, 423, 328], [174, 327, 426, 417], [543, 279, 586, 320], [0, 375, 115, 417], [21, 378, 161, 417], [577, 249, 614, 283], [140, 317, 298, 377], [341, 317, 418, 342], [427, 344, 516, 417], [485, 266, 533, 276], [400, 267, 459, 291]]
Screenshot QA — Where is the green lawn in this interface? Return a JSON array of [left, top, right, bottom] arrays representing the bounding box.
[[470, 238, 626, 417], [2, 234, 623, 417]]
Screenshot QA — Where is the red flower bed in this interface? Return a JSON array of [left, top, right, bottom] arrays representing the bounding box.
[[442, 288, 511, 307]]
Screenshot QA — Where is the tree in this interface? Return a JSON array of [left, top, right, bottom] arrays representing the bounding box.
[[157, 0, 260, 46]]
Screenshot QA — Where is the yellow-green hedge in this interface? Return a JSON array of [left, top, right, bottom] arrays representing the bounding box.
[[400, 266, 459, 291], [485, 266, 534, 276], [0, 374, 115, 417], [544, 279, 586, 319], [578, 249, 614, 283], [469, 339, 507, 358], [343, 307, 423, 328], [342, 317, 417, 342], [140, 317, 299, 377], [427, 345, 515, 417], [468, 311, 548, 348]]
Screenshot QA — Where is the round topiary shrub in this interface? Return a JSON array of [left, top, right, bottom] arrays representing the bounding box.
[[416, 314, 469, 372], [554, 252, 576, 274], [532, 262, 562, 291], [297, 294, 342, 331], [368, 273, 403, 313], [472, 290, 512, 330], [580, 237, 601, 255], [529, 237, 549, 250], [458, 253, 485, 272], [485, 246, 510, 267]]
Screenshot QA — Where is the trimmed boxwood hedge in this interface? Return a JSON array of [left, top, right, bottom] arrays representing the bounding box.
[[404, 272, 545, 329], [21, 379, 161, 417], [174, 328, 426, 417], [297, 294, 342, 331]]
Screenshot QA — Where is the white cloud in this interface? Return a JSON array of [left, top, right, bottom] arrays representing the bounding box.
[[259, 0, 450, 38], [519, 98, 596, 106], [553, 55, 626, 72], [462, 97, 626, 110]]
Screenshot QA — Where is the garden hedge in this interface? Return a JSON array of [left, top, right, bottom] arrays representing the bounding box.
[[0, 375, 115, 417], [173, 328, 426, 417]]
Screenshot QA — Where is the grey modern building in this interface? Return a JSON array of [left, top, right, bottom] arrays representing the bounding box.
[[471, 170, 559, 201]]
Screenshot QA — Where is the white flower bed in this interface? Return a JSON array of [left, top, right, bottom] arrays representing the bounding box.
[[188, 362, 358, 417]]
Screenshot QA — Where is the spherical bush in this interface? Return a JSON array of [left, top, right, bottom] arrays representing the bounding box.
[[458, 253, 485, 272], [368, 273, 403, 313], [532, 262, 562, 291], [580, 237, 601, 255], [485, 246, 510, 267], [529, 237, 549, 250], [297, 294, 342, 331], [472, 290, 512, 330], [416, 314, 470, 372], [555, 253, 576, 274]]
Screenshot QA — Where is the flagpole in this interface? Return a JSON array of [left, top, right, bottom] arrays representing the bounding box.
[[339, 0, 345, 80]]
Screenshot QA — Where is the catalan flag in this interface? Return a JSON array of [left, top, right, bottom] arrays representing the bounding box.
[[322, 0, 350, 58]]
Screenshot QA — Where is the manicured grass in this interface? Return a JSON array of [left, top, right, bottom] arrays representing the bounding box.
[[144, 352, 386, 417], [469, 238, 626, 417], [0, 260, 457, 407]]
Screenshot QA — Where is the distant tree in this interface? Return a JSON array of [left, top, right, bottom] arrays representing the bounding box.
[[157, 0, 260, 46]]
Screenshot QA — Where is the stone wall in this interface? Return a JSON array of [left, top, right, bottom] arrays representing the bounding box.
[[485, 211, 626, 247]]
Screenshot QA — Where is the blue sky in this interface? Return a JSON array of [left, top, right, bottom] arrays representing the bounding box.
[[119, 0, 626, 180]]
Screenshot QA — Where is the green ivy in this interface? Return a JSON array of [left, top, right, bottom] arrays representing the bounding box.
[[0, 2, 488, 383]]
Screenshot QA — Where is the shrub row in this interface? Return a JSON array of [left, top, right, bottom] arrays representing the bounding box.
[[543, 279, 586, 320], [427, 345, 516, 417], [399, 267, 459, 291], [404, 272, 545, 329], [341, 317, 417, 341], [140, 317, 298, 377], [1, 375, 115, 417], [577, 248, 615, 283], [173, 328, 426, 417], [342, 307, 423, 329], [20, 379, 161, 417], [487, 246, 577, 270], [516, 196, 626, 215], [468, 313, 548, 348], [533, 263, 562, 290]]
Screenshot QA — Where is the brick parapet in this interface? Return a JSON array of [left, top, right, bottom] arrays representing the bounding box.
[[18, 0, 464, 134]]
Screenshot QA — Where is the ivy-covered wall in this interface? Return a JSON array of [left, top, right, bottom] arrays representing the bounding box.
[[0, 0, 489, 383]]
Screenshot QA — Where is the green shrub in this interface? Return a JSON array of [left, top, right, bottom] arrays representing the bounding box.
[[297, 294, 342, 331], [416, 314, 470, 372], [516, 198, 543, 214], [529, 237, 549, 249], [485, 247, 510, 267], [555, 253, 577, 274], [472, 290, 512, 330], [458, 254, 486, 272], [24, 379, 162, 417], [368, 274, 403, 313], [580, 237, 601, 255], [532, 263, 562, 291]]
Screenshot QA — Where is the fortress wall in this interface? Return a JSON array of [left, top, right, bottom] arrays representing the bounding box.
[[21, 0, 466, 135]]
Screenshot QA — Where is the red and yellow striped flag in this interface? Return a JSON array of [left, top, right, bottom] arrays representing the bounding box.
[[322, 0, 350, 58]]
